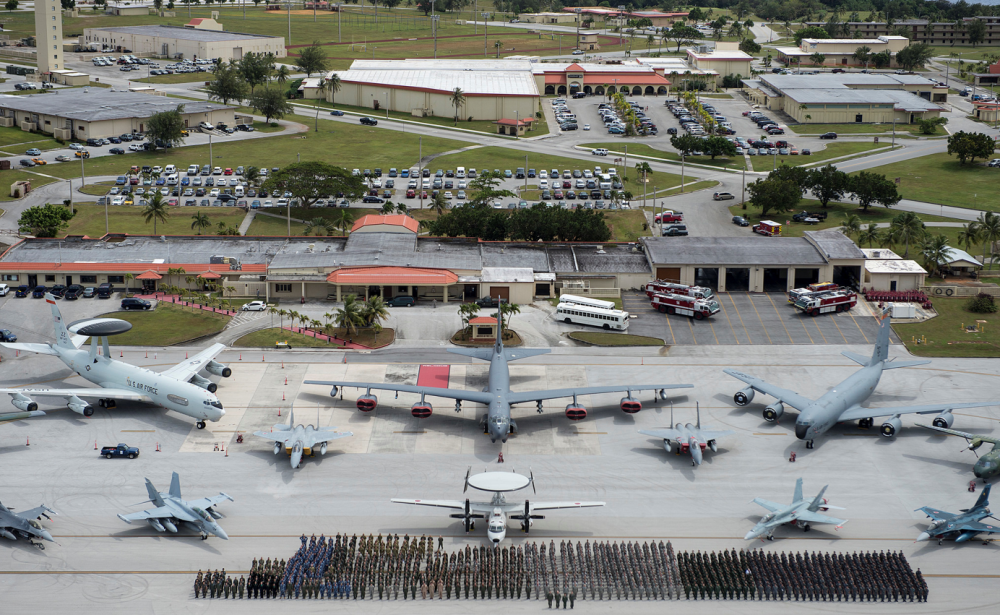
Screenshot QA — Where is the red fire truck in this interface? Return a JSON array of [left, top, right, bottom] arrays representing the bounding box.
[[651, 293, 721, 320], [752, 220, 782, 236], [787, 282, 839, 303], [793, 289, 857, 316], [643, 281, 714, 300]]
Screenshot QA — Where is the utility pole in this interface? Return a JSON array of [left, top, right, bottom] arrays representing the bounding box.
[[474, 0, 477, 34], [418, 136, 423, 210], [209, 133, 213, 171], [680, 153, 685, 193], [484, 12, 489, 57], [891, 115, 896, 149], [575, 8, 582, 52], [337, 3, 342, 42], [524, 155, 528, 194], [67, 178, 73, 214], [287, 0, 292, 46]]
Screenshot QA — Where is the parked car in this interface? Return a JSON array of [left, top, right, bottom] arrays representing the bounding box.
[[64, 285, 83, 300], [82, 287, 96, 298], [0, 329, 16, 342], [475, 296, 501, 308], [121, 298, 151, 310], [732, 215, 749, 227], [385, 296, 415, 307], [15, 285, 29, 298], [241, 300, 267, 311], [32, 285, 47, 298], [713, 192, 735, 201]]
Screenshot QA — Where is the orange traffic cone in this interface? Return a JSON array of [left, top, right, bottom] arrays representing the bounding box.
[[278, 408, 281, 416], [284, 377, 287, 385], [156, 442, 160, 452], [281, 361, 284, 369], [26, 437, 29, 446], [120, 350, 123, 357], [282, 392, 286, 401], [239, 354, 242, 361], [225, 446, 228, 458], [94, 439, 97, 450], [262, 354, 265, 362], [145, 351, 148, 358], [186, 352, 188, 359]]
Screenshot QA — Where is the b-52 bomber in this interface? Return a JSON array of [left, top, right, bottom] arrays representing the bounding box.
[[254, 408, 353, 469], [917, 485, 1000, 545], [117, 472, 233, 540], [726, 311, 997, 448], [306, 308, 692, 442], [0, 294, 230, 429], [918, 423, 1000, 481], [638, 403, 734, 466], [0, 499, 56, 549], [745, 478, 847, 541]]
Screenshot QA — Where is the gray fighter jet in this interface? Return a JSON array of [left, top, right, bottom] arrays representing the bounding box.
[[0, 499, 56, 549], [305, 307, 692, 443], [745, 478, 847, 541], [117, 472, 233, 540], [254, 407, 353, 468], [916, 485, 1000, 545], [725, 311, 997, 448], [638, 403, 734, 466]]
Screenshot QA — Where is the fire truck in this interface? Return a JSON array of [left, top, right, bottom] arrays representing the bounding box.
[[752, 220, 782, 236], [651, 293, 721, 320], [643, 281, 714, 300], [787, 282, 839, 303], [793, 289, 857, 316]]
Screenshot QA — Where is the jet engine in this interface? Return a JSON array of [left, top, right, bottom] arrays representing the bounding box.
[[273, 441, 283, 455], [356, 394, 378, 412], [619, 396, 642, 414], [148, 519, 166, 532], [10, 394, 37, 412], [663, 439, 675, 454], [932, 411, 954, 429], [189, 374, 217, 393], [319, 442, 328, 455], [565, 404, 587, 421], [67, 395, 94, 417], [762, 402, 784, 423], [411, 401, 433, 418], [329, 386, 339, 397], [734, 387, 755, 406], [707, 439, 719, 452], [0, 530, 15, 541], [205, 360, 232, 378], [880, 415, 902, 438], [162, 519, 179, 532]]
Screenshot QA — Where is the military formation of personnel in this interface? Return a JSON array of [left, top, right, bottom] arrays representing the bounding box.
[[678, 549, 928, 602], [191, 537, 927, 603]]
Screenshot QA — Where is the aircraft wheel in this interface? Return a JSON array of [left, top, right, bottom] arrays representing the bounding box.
[[803, 523, 811, 532], [197, 421, 206, 430]]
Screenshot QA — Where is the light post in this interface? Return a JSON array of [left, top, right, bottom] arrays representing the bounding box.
[[336, 3, 342, 43], [432, 14, 440, 59], [473, 0, 477, 34], [418, 136, 423, 210], [287, 0, 292, 46], [891, 114, 896, 149], [483, 12, 489, 57], [514, 110, 518, 139], [384, 90, 389, 119], [618, 5, 625, 46], [680, 152, 685, 193], [208, 132, 213, 172], [575, 8, 582, 53]]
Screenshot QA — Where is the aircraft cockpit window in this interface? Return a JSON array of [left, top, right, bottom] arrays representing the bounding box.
[[210, 401, 223, 410]]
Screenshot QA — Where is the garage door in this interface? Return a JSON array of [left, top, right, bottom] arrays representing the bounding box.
[[655, 268, 680, 283], [490, 286, 510, 301]]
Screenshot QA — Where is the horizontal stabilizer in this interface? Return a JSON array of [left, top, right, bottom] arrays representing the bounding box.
[[0, 342, 58, 356], [445, 348, 493, 361], [881, 359, 932, 370], [503, 348, 551, 362], [840, 350, 870, 366]]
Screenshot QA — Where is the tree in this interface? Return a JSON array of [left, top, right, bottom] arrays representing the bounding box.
[[416, 0, 432, 15], [794, 26, 830, 45], [947, 131, 997, 165], [327, 72, 342, 107], [334, 208, 355, 234], [449, 87, 466, 126], [144, 103, 187, 151], [141, 192, 170, 235], [669, 133, 703, 155], [494, 40, 503, 58], [458, 302, 480, 332], [686, 7, 704, 22], [840, 214, 862, 240], [361, 295, 389, 331], [428, 191, 449, 215], [739, 39, 761, 54], [4, 0, 17, 11], [665, 25, 702, 52], [296, 41, 329, 77], [967, 18, 987, 47], [496, 301, 520, 334], [335, 294, 365, 336], [805, 165, 850, 208], [746, 177, 801, 218], [261, 161, 367, 210], [921, 234, 951, 278], [956, 222, 982, 256], [237, 52, 275, 95], [702, 135, 737, 159], [809, 52, 826, 67], [850, 171, 901, 211], [190, 211, 211, 234], [467, 170, 515, 208], [852, 45, 872, 69], [895, 43, 933, 71], [916, 117, 948, 135], [249, 86, 293, 124], [17, 203, 73, 237], [273, 64, 291, 85], [205, 62, 248, 106], [303, 216, 335, 236], [871, 50, 892, 69], [886, 211, 925, 257], [857, 223, 883, 248], [974, 212, 1000, 270], [153, 0, 163, 10]]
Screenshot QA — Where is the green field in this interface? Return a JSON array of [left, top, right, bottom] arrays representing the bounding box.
[[136, 72, 213, 84], [79, 181, 115, 196], [894, 298, 1000, 358], [62, 205, 247, 237], [100, 302, 230, 346], [0, 170, 59, 202], [857, 153, 1000, 211], [569, 331, 664, 346], [749, 141, 889, 171], [234, 326, 393, 348], [728, 199, 963, 238], [0, 126, 63, 153], [790, 123, 928, 136], [306, 99, 549, 136], [581, 142, 744, 169]]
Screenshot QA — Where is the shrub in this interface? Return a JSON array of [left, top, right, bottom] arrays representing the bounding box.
[[966, 292, 998, 313]]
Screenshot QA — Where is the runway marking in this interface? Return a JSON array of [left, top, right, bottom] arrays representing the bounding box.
[[120, 430, 155, 433], [686, 316, 697, 345], [765, 294, 796, 343], [708, 320, 720, 345], [843, 432, 880, 437], [828, 312, 849, 344], [745, 295, 773, 344], [810, 314, 828, 344], [752, 432, 787, 436], [715, 294, 741, 345], [722, 293, 752, 345], [847, 309, 871, 344], [394, 431, 427, 434], [663, 308, 676, 345]]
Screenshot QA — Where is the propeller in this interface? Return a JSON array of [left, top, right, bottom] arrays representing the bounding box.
[[463, 466, 471, 494], [962, 444, 980, 458], [523, 500, 531, 533], [464, 499, 472, 533], [530, 468, 536, 495]]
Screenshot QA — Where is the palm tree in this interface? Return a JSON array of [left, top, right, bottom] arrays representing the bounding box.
[[494, 40, 504, 58], [335, 294, 365, 336], [303, 216, 334, 236], [956, 222, 982, 256], [244, 166, 261, 187], [921, 234, 951, 278], [449, 87, 466, 126], [839, 214, 862, 240], [975, 211, 1000, 270], [328, 72, 342, 107], [276, 308, 288, 330], [362, 295, 389, 332], [429, 191, 448, 216], [142, 192, 170, 235], [857, 223, 882, 248], [190, 211, 211, 234], [124, 272, 135, 297], [310, 318, 322, 336], [274, 64, 290, 85], [887, 211, 925, 258], [853, 45, 872, 70], [334, 209, 354, 234], [314, 77, 330, 133]]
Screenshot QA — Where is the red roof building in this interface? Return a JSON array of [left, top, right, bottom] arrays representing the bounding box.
[[533, 62, 671, 97], [350, 214, 419, 234]]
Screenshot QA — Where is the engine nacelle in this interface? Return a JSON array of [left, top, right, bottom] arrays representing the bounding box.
[[205, 360, 232, 378], [10, 394, 37, 412], [411, 401, 433, 419], [162, 519, 179, 532], [329, 386, 339, 397], [148, 519, 166, 532], [663, 440, 675, 454], [0, 529, 15, 541], [734, 387, 755, 406], [763, 402, 784, 423], [189, 374, 217, 393], [356, 394, 378, 412], [932, 411, 954, 429], [565, 404, 587, 421], [319, 442, 328, 456], [273, 441, 283, 455], [707, 439, 719, 452], [620, 397, 642, 414], [67, 395, 94, 417], [880, 415, 902, 438]]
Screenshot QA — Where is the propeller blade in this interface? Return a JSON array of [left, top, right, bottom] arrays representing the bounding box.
[[530, 468, 536, 495], [463, 466, 471, 494], [524, 499, 531, 533]]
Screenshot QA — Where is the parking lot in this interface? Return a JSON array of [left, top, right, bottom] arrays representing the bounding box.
[[622, 290, 893, 345]]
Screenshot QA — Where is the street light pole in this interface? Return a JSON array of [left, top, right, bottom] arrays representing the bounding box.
[[287, 0, 292, 46], [483, 12, 489, 57], [337, 3, 342, 43], [680, 153, 685, 193], [575, 8, 582, 52], [418, 136, 423, 210], [385, 90, 389, 118]]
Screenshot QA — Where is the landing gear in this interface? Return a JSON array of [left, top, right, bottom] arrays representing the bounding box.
[[938, 540, 943, 546], [201, 534, 208, 541], [805, 440, 814, 449], [98, 399, 117, 409], [480, 414, 489, 435], [802, 523, 811, 532], [766, 535, 774, 541], [196, 421, 206, 430], [536, 401, 543, 414], [509, 420, 518, 434], [31, 542, 44, 550], [858, 418, 873, 429]]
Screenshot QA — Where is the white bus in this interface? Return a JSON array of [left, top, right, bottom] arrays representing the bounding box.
[[555, 302, 629, 331], [558, 293, 616, 310]]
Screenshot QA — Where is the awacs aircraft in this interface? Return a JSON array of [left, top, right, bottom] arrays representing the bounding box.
[[725, 311, 997, 448], [916, 485, 1000, 545], [638, 403, 734, 466], [918, 423, 1000, 481], [0, 294, 230, 429], [117, 472, 233, 540], [0, 499, 56, 549], [745, 478, 847, 541], [305, 308, 692, 442], [254, 407, 353, 468], [392, 468, 604, 544]]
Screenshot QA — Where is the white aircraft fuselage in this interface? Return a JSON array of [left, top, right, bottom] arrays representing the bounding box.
[[794, 364, 880, 441]]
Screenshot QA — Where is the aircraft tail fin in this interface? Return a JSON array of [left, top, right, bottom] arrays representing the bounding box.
[[792, 478, 803, 504], [46, 294, 76, 350], [495, 303, 505, 351], [696, 402, 701, 430], [808, 485, 829, 511], [870, 308, 892, 365], [145, 478, 165, 507], [168, 472, 182, 499], [974, 484, 991, 511]]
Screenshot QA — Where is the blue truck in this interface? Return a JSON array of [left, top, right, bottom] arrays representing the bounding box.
[[101, 443, 140, 459]]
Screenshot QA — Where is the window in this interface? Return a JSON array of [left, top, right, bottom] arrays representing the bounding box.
[[108, 275, 124, 283], [45, 275, 55, 282], [81, 275, 97, 283], [167, 394, 189, 406], [275, 283, 292, 293], [1, 275, 18, 281]]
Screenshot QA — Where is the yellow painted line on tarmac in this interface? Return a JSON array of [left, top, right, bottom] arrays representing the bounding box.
[[723, 293, 752, 344], [810, 315, 828, 344], [393, 431, 427, 434], [829, 313, 849, 344], [573, 431, 607, 435], [121, 430, 155, 432], [708, 320, 720, 345], [847, 310, 871, 344], [745, 295, 773, 344], [664, 309, 676, 345], [715, 294, 740, 345], [686, 317, 697, 345], [765, 293, 798, 343], [753, 432, 787, 436]]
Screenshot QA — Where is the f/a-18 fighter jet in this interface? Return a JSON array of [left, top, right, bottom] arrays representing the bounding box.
[[117, 472, 233, 540], [745, 478, 847, 541]]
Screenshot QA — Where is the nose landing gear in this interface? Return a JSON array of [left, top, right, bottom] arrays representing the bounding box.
[[196, 421, 206, 430]]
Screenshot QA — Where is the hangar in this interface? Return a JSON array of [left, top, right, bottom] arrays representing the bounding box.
[[80, 22, 286, 61]]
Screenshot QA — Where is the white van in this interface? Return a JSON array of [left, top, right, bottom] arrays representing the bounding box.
[[0, 284, 8, 296], [234, 185, 244, 197], [456, 166, 466, 179], [164, 164, 176, 174], [166, 174, 179, 185], [599, 181, 612, 191], [539, 179, 549, 189]]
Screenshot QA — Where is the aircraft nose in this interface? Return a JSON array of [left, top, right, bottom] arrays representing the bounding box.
[[40, 530, 54, 542], [216, 527, 229, 540], [916, 532, 930, 542], [794, 424, 810, 440], [743, 530, 756, 541]]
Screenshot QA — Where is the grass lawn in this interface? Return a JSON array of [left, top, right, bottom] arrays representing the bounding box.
[[32, 121, 471, 184], [62, 205, 247, 237], [894, 298, 1000, 357], [749, 141, 890, 171], [100, 302, 230, 346], [136, 72, 213, 84], [728, 199, 964, 237], [790, 123, 928, 136], [234, 326, 394, 348], [659, 180, 719, 197], [927, 47, 1000, 62], [581, 142, 744, 169], [0, 126, 63, 152], [0, 170, 59, 202], [569, 331, 664, 346], [855, 153, 1000, 212], [246, 206, 356, 236], [79, 181, 115, 196], [307, 99, 548, 136]]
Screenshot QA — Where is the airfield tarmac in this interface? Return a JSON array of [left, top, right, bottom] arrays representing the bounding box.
[[0, 341, 999, 613]]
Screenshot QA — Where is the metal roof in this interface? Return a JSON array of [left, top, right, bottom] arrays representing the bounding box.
[[481, 267, 534, 283], [334, 60, 538, 96], [865, 260, 927, 274], [759, 73, 936, 90], [326, 266, 458, 285], [804, 230, 866, 260], [642, 237, 828, 266], [782, 88, 944, 110], [86, 24, 277, 42], [0, 91, 233, 122], [0, 236, 283, 265]]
